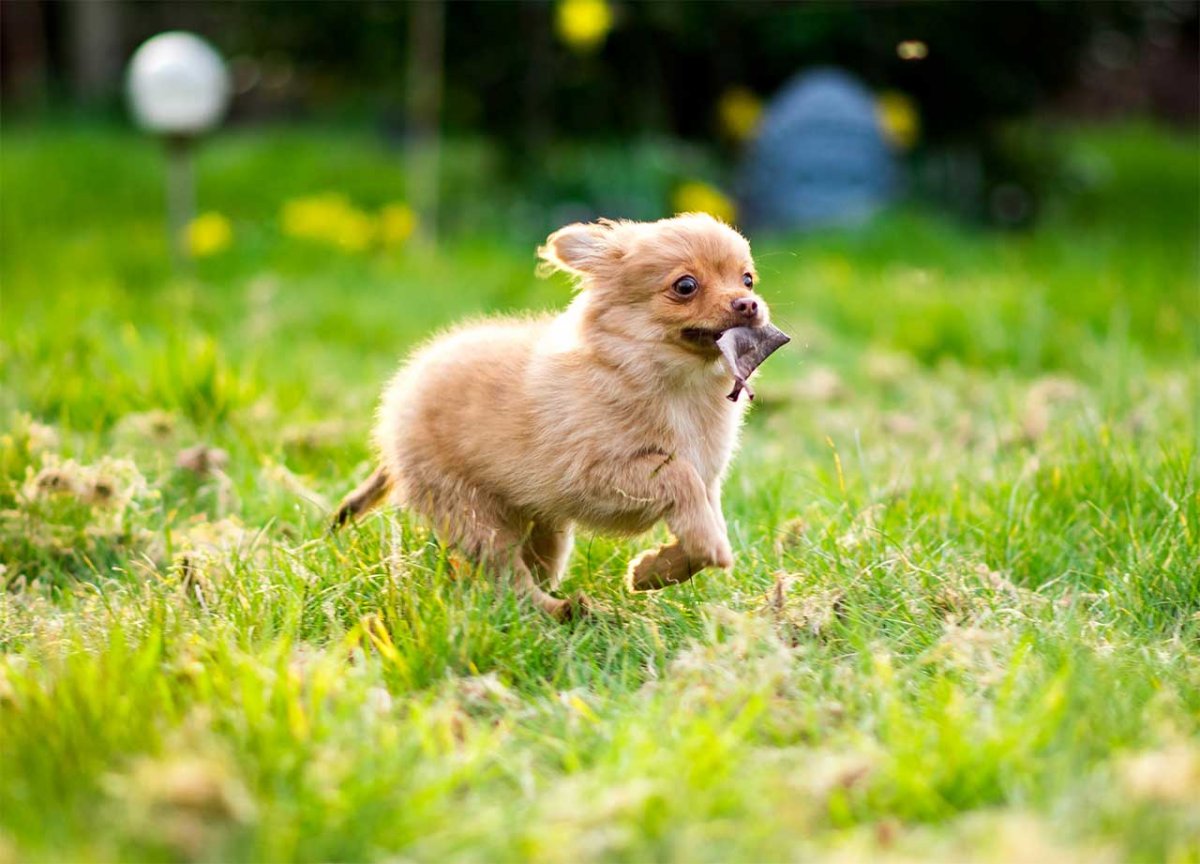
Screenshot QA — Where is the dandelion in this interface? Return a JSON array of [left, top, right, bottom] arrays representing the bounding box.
[[161, 515, 263, 596], [31, 466, 77, 497], [5, 414, 60, 456], [876, 91, 920, 150], [185, 212, 233, 258], [113, 409, 179, 446], [379, 203, 418, 248], [331, 209, 375, 252], [555, 0, 613, 52], [26, 420, 60, 453], [281, 194, 376, 253], [82, 475, 117, 506], [717, 87, 763, 142], [176, 444, 229, 478], [773, 517, 808, 555], [20, 454, 149, 532], [281, 195, 330, 240], [672, 181, 736, 223]]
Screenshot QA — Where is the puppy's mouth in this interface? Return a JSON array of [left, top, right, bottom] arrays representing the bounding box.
[[680, 327, 727, 349]]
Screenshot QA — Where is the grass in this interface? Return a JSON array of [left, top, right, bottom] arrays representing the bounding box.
[[1, 121, 1198, 862]]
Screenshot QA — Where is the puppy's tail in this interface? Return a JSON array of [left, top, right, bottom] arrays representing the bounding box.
[[331, 465, 392, 531]]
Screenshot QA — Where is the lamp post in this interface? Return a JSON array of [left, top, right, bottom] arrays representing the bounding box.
[[126, 32, 231, 264]]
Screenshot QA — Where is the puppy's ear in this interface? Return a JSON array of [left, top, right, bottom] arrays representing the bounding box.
[[537, 221, 623, 279]]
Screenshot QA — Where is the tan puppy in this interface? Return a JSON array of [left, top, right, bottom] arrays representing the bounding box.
[[334, 213, 770, 620]]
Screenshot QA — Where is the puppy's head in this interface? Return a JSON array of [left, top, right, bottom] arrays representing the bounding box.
[[539, 213, 767, 359]]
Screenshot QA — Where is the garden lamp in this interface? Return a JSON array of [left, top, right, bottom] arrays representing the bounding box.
[[126, 31, 231, 264]]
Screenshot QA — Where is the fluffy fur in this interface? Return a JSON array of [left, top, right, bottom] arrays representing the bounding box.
[[335, 213, 771, 620]]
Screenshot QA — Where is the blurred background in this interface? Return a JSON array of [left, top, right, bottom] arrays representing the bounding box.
[[1, 0, 1197, 437], [2, 0, 1197, 239]]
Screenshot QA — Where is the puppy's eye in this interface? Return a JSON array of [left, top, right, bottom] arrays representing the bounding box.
[[672, 275, 699, 297], [742, 273, 754, 288]]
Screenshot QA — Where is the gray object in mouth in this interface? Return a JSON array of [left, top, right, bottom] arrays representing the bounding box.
[[716, 324, 791, 402]]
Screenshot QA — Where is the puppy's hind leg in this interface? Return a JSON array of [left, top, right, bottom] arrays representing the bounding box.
[[428, 485, 585, 622], [511, 556, 588, 622], [522, 521, 575, 591], [521, 521, 588, 619], [331, 466, 392, 530]]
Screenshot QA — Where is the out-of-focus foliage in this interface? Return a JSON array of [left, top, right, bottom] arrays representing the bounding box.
[[35, 1, 1177, 140], [4, 2, 1193, 226]]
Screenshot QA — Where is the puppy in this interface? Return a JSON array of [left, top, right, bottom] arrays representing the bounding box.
[[334, 213, 771, 620]]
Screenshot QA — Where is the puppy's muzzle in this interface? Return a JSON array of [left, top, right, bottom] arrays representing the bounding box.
[[731, 296, 760, 320]]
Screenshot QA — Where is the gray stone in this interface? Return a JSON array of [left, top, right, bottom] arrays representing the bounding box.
[[738, 67, 895, 231]]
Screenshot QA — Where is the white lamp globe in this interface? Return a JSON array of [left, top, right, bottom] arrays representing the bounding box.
[[127, 31, 231, 135]]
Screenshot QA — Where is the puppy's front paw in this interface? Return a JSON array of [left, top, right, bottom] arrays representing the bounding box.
[[707, 535, 734, 570], [627, 543, 699, 592], [678, 531, 733, 571], [674, 514, 733, 571], [626, 547, 660, 592]]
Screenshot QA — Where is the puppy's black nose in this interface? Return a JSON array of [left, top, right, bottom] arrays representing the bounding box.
[[732, 296, 759, 318]]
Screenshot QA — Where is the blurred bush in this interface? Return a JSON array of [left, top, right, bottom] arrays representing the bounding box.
[[1, 0, 1195, 227]]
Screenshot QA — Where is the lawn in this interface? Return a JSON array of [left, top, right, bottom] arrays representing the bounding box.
[[0, 122, 1197, 862]]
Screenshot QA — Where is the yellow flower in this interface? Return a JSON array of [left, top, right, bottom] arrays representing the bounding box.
[[281, 194, 376, 253], [282, 194, 343, 242], [717, 87, 763, 142], [876, 91, 920, 150], [331, 207, 375, 253], [379, 203, 418, 248], [555, 0, 613, 52], [672, 181, 736, 224], [185, 212, 232, 258]]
